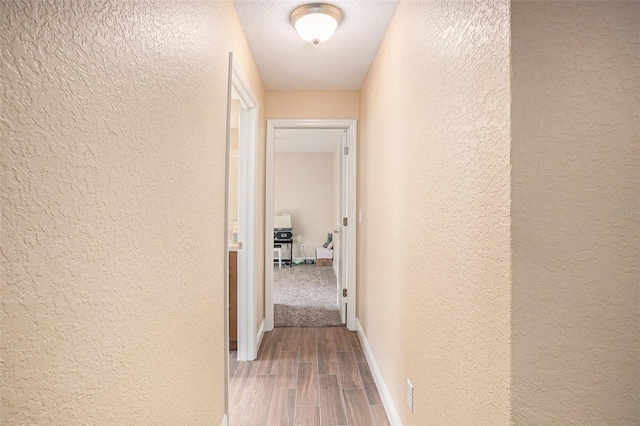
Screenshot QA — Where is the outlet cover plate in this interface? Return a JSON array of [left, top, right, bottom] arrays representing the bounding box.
[[407, 380, 413, 412]]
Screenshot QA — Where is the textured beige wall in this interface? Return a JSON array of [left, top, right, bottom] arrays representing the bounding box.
[[274, 153, 334, 259], [266, 91, 359, 119], [512, 2, 640, 424], [1, 1, 264, 423], [358, 1, 512, 424]]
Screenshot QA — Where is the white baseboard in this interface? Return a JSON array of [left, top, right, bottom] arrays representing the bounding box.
[[220, 414, 228, 426], [256, 318, 266, 351], [356, 319, 402, 426]]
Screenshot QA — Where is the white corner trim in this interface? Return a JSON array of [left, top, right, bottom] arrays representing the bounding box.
[[356, 319, 402, 426], [220, 414, 229, 426], [229, 52, 259, 362], [256, 318, 266, 351]]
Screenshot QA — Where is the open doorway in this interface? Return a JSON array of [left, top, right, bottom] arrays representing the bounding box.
[[272, 128, 344, 327], [265, 120, 358, 332], [228, 96, 241, 352], [225, 52, 260, 368]]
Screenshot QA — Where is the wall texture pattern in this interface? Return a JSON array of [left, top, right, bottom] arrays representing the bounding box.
[[512, 2, 640, 424], [266, 91, 359, 120], [358, 1, 512, 424], [1, 0, 264, 423]]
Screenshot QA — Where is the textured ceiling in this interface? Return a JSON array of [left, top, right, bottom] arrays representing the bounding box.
[[275, 128, 343, 152], [233, 0, 399, 90]]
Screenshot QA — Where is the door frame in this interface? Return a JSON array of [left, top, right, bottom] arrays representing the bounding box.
[[265, 119, 358, 331], [226, 53, 259, 364], [337, 130, 347, 323]]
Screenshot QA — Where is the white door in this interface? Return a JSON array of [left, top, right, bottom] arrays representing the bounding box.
[[336, 130, 348, 323], [334, 223, 342, 322]]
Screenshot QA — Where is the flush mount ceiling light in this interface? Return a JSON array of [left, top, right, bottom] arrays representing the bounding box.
[[290, 3, 343, 45]]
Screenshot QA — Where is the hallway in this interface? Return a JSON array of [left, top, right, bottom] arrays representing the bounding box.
[[3, 1, 638, 424], [229, 327, 389, 426]]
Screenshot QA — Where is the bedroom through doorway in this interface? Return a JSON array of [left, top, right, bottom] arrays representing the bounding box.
[[272, 128, 344, 327], [265, 119, 358, 332]]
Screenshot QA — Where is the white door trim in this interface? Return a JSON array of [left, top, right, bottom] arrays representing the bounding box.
[[227, 53, 259, 363], [265, 119, 357, 331], [338, 130, 348, 323]]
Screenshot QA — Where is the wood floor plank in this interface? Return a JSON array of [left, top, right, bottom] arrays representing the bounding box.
[[357, 362, 382, 405], [241, 375, 276, 426], [275, 351, 298, 390], [261, 330, 274, 346], [336, 351, 363, 389], [348, 331, 365, 362], [231, 327, 388, 426], [268, 327, 286, 344], [317, 328, 338, 375], [343, 388, 374, 426], [230, 351, 240, 378], [257, 339, 271, 359], [318, 375, 347, 425], [229, 407, 245, 426], [299, 328, 317, 363], [230, 363, 256, 402], [370, 405, 391, 426], [295, 405, 320, 426], [229, 363, 257, 426], [296, 363, 319, 406], [267, 389, 296, 426], [332, 327, 351, 351], [262, 327, 285, 347], [281, 327, 301, 352], [256, 342, 281, 375]]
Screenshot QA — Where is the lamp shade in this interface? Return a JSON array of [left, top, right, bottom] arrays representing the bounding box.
[[290, 4, 343, 45]]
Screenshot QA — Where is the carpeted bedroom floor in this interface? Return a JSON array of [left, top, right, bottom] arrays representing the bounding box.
[[273, 264, 343, 327]]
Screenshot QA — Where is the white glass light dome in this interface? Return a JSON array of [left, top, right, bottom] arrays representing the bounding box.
[[290, 4, 343, 45]]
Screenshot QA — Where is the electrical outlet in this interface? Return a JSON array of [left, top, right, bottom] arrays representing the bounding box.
[[407, 380, 413, 412], [301, 244, 306, 252]]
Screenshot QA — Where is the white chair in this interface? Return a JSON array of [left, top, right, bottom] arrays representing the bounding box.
[[274, 246, 282, 269]]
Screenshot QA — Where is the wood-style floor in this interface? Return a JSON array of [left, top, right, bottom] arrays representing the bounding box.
[[229, 327, 390, 426]]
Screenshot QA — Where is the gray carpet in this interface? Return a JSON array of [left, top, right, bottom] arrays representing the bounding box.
[[274, 264, 343, 327]]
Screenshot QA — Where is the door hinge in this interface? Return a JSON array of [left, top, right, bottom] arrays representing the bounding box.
[[344, 146, 348, 155], [343, 288, 347, 297], [343, 217, 348, 226]]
